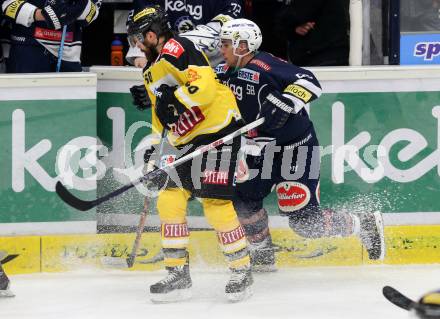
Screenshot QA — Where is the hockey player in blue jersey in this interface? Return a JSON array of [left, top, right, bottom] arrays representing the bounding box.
[[217, 19, 386, 271], [1, 0, 101, 72], [0, 15, 9, 73]]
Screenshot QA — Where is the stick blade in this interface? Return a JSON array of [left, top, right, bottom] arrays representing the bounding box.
[[55, 181, 96, 211], [0, 254, 19, 265], [100, 257, 130, 269], [137, 250, 164, 264], [383, 286, 415, 310]]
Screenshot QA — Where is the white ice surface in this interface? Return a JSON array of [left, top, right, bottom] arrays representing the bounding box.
[[1, 264, 439, 319]]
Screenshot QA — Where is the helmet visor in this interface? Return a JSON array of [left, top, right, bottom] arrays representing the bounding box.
[[128, 32, 145, 47]]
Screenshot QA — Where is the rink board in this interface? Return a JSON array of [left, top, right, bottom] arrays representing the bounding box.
[[2, 225, 440, 274], [2, 68, 440, 234], [91, 66, 440, 231]]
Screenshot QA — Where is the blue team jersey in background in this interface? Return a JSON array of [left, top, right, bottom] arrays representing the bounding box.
[[133, 0, 243, 32], [216, 51, 322, 144]]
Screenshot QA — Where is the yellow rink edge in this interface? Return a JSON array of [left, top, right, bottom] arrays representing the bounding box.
[[1, 225, 440, 274]]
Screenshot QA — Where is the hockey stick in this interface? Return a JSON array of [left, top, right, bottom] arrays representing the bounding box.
[[383, 285, 440, 317], [0, 251, 19, 265], [0, 255, 19, 265], [56, 117, 265, 211], [101, 196, 150, 268], [126, 196, 149, 267], [101, 130, 168, 268], [56, 25, 67, 72], [383, 286, 416, 311]]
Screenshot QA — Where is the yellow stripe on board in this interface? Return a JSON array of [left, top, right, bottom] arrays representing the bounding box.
[[41, 233, 163, 272], [0, 236, 40, 275], [379, 225, 440, 265], [2, 225, 440, 274]]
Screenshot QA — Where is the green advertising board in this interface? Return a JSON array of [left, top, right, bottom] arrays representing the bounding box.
[[2, 67, 440, 235], [314, 91, 440, 213], [0, 74, 97, 232], [92, 66, 440, 230]]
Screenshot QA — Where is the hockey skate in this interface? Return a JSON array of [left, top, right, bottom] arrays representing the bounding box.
[[0, 269, 14, 298], [225, 268, 253, 302], [150, 265, 192, 303], [249, 238, 277, 272], [358, 211, 386, 260]]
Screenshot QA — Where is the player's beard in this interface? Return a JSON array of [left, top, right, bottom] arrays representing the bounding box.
[[142, 43, 159, 63]]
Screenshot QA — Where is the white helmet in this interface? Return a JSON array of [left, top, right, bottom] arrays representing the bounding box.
[[220, 19, 262, 54]]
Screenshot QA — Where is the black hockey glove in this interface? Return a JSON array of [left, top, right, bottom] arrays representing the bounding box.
[[130, 85, 151, 110], [70, 0, 100, 22], [154, 84, 186, 129], [41, 0, 72, 30], [143, 145, 155, 164], [259, 91, 295, 132], [142, 139, 172, 192]]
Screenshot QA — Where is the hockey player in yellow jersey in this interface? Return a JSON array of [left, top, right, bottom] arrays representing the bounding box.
[[127, 5, 253, 303]]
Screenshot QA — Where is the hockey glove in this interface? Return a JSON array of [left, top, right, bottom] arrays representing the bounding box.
[[70, 0, 101, 24], [142, 140, 173, 192], [154, 84, 186, 129], [41, 0, 72, 30], [259, 91, 295, 132], [141, 140, 161, 192], [130, 85, 151, 110]]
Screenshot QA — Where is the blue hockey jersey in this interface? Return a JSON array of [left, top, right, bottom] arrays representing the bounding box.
[[0, 15, 10, 59], [133, 0, 243, 33], [216, 51, 322, 144], [1, 0, 101, 62]]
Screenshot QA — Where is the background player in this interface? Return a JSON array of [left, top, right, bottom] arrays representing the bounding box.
[[1, 0, 101, 72], [127, 0, 243, 67]]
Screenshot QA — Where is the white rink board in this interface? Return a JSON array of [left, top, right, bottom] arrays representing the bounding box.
[[0, 73, 96, 100]]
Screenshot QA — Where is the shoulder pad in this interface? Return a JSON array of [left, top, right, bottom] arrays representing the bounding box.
[[210, 14, 233, 27], [248, 59, 272, 71], [181, 25, 219, 54]]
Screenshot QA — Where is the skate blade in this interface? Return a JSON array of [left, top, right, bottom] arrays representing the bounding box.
[[150, 288, 192, 303], [137, 250, 165, 264], [373, 211, 386, 261], [0, 250, 7, 261], [251, 264, 278, 273], [100, 257, 129, 268], [0, 287, 15, 298], [226, 286, 253, 303]]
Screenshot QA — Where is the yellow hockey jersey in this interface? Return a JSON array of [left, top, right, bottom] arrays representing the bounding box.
[[143, 35, 241, 147]]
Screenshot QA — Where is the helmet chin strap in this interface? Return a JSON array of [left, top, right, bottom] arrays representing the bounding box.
[[153, 33, 161, 51], [150, 32, 165, 55], [232, 47, 252, 71]]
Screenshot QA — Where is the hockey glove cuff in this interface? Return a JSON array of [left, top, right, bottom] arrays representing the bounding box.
[[75, 0, 101, 24], [259, 91, 295, 131], [41, 0, 71, 30], [155, 84, 187, 129]]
